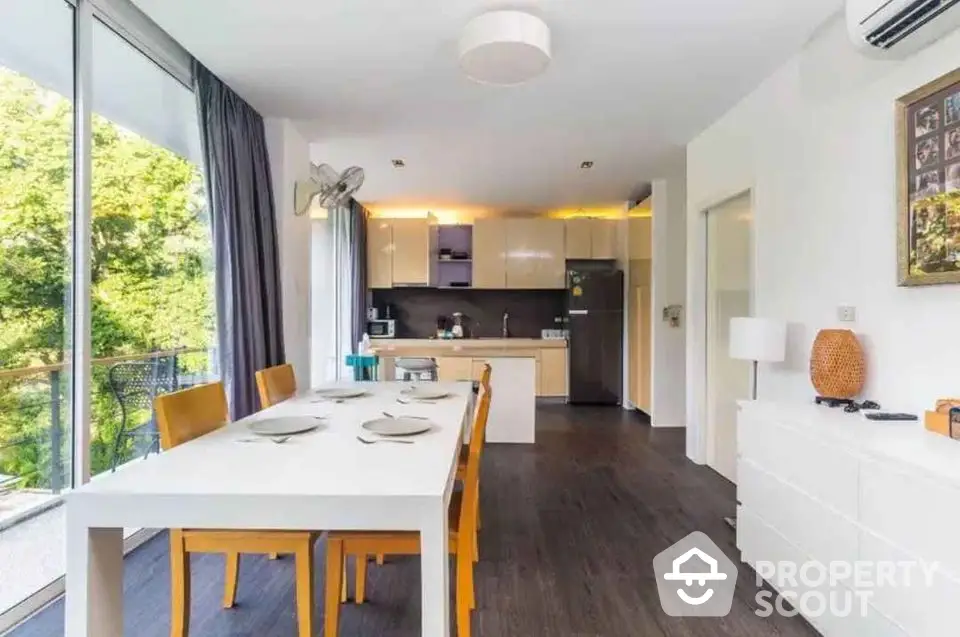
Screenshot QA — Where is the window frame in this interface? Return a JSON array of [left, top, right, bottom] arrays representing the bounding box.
[[0, 0, 203, 629]]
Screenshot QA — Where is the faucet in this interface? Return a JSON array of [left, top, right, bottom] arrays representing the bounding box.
[[501, 310, 510, 338]]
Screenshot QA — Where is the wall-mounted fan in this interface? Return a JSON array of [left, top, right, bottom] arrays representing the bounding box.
[[294, 163, 365, 216]]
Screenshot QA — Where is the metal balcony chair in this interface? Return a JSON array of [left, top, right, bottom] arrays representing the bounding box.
[[108, 357, 177, 471]]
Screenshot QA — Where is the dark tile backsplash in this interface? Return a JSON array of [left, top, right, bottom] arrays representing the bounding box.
[[371, 288, 567, 338]]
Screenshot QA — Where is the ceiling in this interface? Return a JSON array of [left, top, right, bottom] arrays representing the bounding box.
[[132, 0, 841, 212]]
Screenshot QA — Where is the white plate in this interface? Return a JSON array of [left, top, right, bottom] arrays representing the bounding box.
[[361, 417, 433, 437], [400, 386, 450, 401], [249, 417, 322, 436], [314, 387, 367, 399]]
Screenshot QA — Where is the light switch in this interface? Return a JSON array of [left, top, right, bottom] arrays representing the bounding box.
[[837, 306, 857, 322]]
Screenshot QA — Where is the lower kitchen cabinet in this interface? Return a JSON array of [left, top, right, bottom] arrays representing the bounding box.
[[471, 359, 488, 381], [436, 357, 474, 382], [429, 349, 569, 397], [539, 348, 568, 397]]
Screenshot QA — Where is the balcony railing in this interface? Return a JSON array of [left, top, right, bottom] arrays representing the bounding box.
[[0, 347, 215, 512]]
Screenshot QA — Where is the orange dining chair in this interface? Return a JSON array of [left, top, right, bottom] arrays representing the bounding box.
[[459, 363, 491, 560], [255, 362, 297, 408], [155, 382, 320, 637], [458, 363, 492, 480], [254, 362, 299, 561], [369, 366, 490, 576], [324, 385, 492, 637]]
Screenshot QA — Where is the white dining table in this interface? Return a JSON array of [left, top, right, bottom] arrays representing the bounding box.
[[64, 381, 473, 637]]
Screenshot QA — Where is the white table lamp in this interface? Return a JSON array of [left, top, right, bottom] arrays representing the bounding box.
[[729, 317, 787, 400]]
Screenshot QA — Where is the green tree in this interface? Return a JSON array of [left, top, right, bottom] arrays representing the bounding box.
[[0, 66, 215, 485]]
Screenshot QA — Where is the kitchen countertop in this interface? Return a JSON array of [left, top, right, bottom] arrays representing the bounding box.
[[370, 338, 566, 358]]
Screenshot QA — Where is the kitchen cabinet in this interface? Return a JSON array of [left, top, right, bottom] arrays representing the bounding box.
[[565, 218, 621, 260], [505, 219, 565, 289], [367, 218, 394, 289], [591, 219, 619, 259], [471, 359, 489, 381], [471, 219, 507, 289], [365, 217, 431, 287], [539, 348, 568, 396], [375, 341, 569, 397], [628, 260, 652, 412], [564, 218, 594, 259], [390, 218, 431, 285], [628, 216, 652, 260], [436, 357, 474, 382]]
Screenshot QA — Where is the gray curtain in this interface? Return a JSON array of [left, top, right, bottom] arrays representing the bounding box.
[[194, 61, 284, 419], [349, 199, 369, 350]]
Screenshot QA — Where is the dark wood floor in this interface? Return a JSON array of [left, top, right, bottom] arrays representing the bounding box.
[[9, 404, 817, 637]]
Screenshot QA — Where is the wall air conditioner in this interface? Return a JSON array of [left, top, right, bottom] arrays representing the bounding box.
[[847, 0, 960, 57]]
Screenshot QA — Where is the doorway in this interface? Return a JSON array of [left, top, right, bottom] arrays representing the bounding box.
[[705, 193, 752, 482]]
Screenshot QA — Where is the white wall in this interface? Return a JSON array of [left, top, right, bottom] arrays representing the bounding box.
[[686, 16, 960, 462], [651, 154, 688, 427], [265, 118, 312, 388]]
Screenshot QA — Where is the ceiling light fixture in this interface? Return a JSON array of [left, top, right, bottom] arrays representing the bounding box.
[[392, 159, 406, 168], [458, 10, 551, 86], [580, 161, 594, 169]]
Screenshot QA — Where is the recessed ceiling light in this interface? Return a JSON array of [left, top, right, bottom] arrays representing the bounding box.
[[580, 161, 594, 169], [392, 159, 406, 168]]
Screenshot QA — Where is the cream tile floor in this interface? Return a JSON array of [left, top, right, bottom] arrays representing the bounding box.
[[0, 497, 140, 617], [0, 503, 63, 615]]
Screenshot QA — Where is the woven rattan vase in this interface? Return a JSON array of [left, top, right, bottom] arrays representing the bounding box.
[[810, 329, 866, 399]]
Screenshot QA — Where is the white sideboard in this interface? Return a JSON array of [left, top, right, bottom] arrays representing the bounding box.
[[737, 401, 960, 637]]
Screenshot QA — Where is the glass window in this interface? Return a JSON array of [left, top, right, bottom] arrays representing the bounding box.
[[88, 19, 215, 477], [0, 1, 217, 625], [0, 0, 74, 616]]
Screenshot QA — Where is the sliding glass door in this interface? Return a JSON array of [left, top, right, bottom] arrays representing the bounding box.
[[0, 0, 215, 623], [0, 0, 75, 618], [88, 18, 215, 477]]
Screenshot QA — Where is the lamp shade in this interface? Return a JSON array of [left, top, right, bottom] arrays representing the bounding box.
[[729, 317, 786, 363], [459, 11, 551, 86]]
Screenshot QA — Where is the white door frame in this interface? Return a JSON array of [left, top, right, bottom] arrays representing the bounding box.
[[685, 187, 758, 465]]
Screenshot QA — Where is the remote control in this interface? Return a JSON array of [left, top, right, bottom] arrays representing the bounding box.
[[864, 412, 918, 421]]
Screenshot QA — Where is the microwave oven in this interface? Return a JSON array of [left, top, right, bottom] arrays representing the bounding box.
[[367, 319, 396, 339]]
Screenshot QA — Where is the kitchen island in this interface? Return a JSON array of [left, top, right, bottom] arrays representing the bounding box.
[[370, 338, 567, 444]]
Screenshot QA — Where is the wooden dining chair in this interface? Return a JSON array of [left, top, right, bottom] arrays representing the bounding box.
[[255, 362, 297, 408], [324, 385, 492, 637], [155, 382, 321, 637], [367, 366, 491, 577], [458, 363, 492, 479], [459, 363, 491, 560], [254, 362, 298, 561]]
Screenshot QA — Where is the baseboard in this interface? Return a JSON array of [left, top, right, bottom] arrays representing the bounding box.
[[650, 422, 686, 428], [0, 527, 162, 635]]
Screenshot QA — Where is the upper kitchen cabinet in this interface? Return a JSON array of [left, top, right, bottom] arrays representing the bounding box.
[[590, 219, 619, 259], [564, 218, 593, 259], [390, 218, 431, 286], [472, 218, 507, 289], [505, 218, 565, 289], [367, 218, 394, 289], [628, 216, 652, 260], [565, 218, 621, 259]]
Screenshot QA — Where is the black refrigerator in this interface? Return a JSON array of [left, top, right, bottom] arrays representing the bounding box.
[[567, 267, 624, 405]]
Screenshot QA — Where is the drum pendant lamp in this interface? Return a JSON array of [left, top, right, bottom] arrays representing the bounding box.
[[458, 10, 551, 86]]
